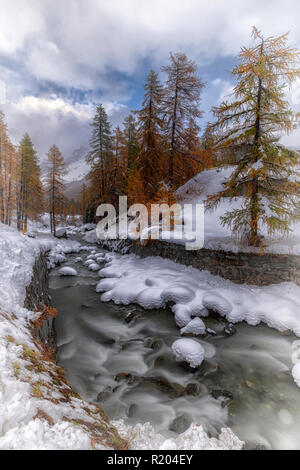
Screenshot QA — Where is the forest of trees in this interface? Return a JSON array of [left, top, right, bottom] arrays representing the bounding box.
[[83, 28, 300, 247], [0, 113, 75, 233], [0, 28, 299, 246], [85, 52, 211, 217]]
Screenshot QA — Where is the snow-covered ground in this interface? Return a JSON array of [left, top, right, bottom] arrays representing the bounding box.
[[0, 222, 243, 450], [113, 420, 243, 450], [176, 166, 300, 255]]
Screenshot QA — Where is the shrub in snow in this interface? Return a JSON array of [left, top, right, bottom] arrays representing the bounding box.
[[74, 257, 82, 262], [172, 338, 205, 368], [58, 267, 77, 276]]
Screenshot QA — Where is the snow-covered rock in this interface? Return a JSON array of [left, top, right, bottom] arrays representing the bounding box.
[[55, 227, 68, 239], [180, 317, 206, 336], [83, 229, 97, 244], [171, 338, 205, 368], [58, 267, 77, 276], [114, 420, 244, 450], [292, 363, 300, 388], [88, 263, 100, 271]]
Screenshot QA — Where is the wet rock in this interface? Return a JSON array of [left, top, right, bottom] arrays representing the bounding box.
[[144, 338, 163, 350], [179, 361, 202, 373], [211, 388, 234, 400], [145, 376, 186, 398], [206, 328, 217, 336], [224, 323, 237, 336], [128, 403, 138, 417], [201, 361, 219, 377], [169, 414, 191, 434], [97, 387, 112, 402], [244, 442, 267, 450], [154, 356, 165, 367], [170, 382, 186, 398], [184, 383, 199, 396], [114, 372, 136, 385], [124, 310, 136, 322]]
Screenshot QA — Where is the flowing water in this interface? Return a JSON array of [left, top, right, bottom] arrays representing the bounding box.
[[49, 245, 300, 450]]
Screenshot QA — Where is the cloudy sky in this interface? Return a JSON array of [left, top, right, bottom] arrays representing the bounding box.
[[1, 0, 300, 167]]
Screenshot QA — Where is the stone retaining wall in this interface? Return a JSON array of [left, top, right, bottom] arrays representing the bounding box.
[[99, 239, 300, 286], [24, 252, 55, 347]]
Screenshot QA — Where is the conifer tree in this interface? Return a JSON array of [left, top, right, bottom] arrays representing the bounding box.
[[87, 104, 113, 206], [0, 112, 17, 225], [111, 126, 128, 201], [206, 28, 300, 246], [79, 183, 89, 222], [161, 53, 205, 188], [17, 134, 43, 232], [123, 114, 139, 176], [45, 144, 66, 236], [135, 70, 165, 200]]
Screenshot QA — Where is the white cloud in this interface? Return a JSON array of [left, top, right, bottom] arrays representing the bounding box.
[[4, 96, 128, 161], [212, 79, 235, 104], [1, 0, 300, 88], [1, 0, 300, 153]]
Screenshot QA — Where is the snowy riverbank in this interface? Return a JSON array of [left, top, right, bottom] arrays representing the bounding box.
[[0, 223, 128, 450]]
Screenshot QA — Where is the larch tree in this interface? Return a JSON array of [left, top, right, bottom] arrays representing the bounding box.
[[206, 27, 300, 246], [0, 112, 17, 226], [46, 144, 66, 236], [17, 134, 43, 232], [135, 70, 165, 200], [79, 183, 89, 223], [123, 114, 139, 177], [86, 104, 113, 207], [111, 126, 128, 202], [161, 53, 205, 188]]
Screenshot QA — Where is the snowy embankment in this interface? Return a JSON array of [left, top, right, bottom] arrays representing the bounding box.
[[176, 166, 300, 255], [96, 252, 300, 387], [0, 223, 127, 450], [0, 222, 243, 450]]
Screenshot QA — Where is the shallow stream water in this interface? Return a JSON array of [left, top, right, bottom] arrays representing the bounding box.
[[49, 246, 300, 450]]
